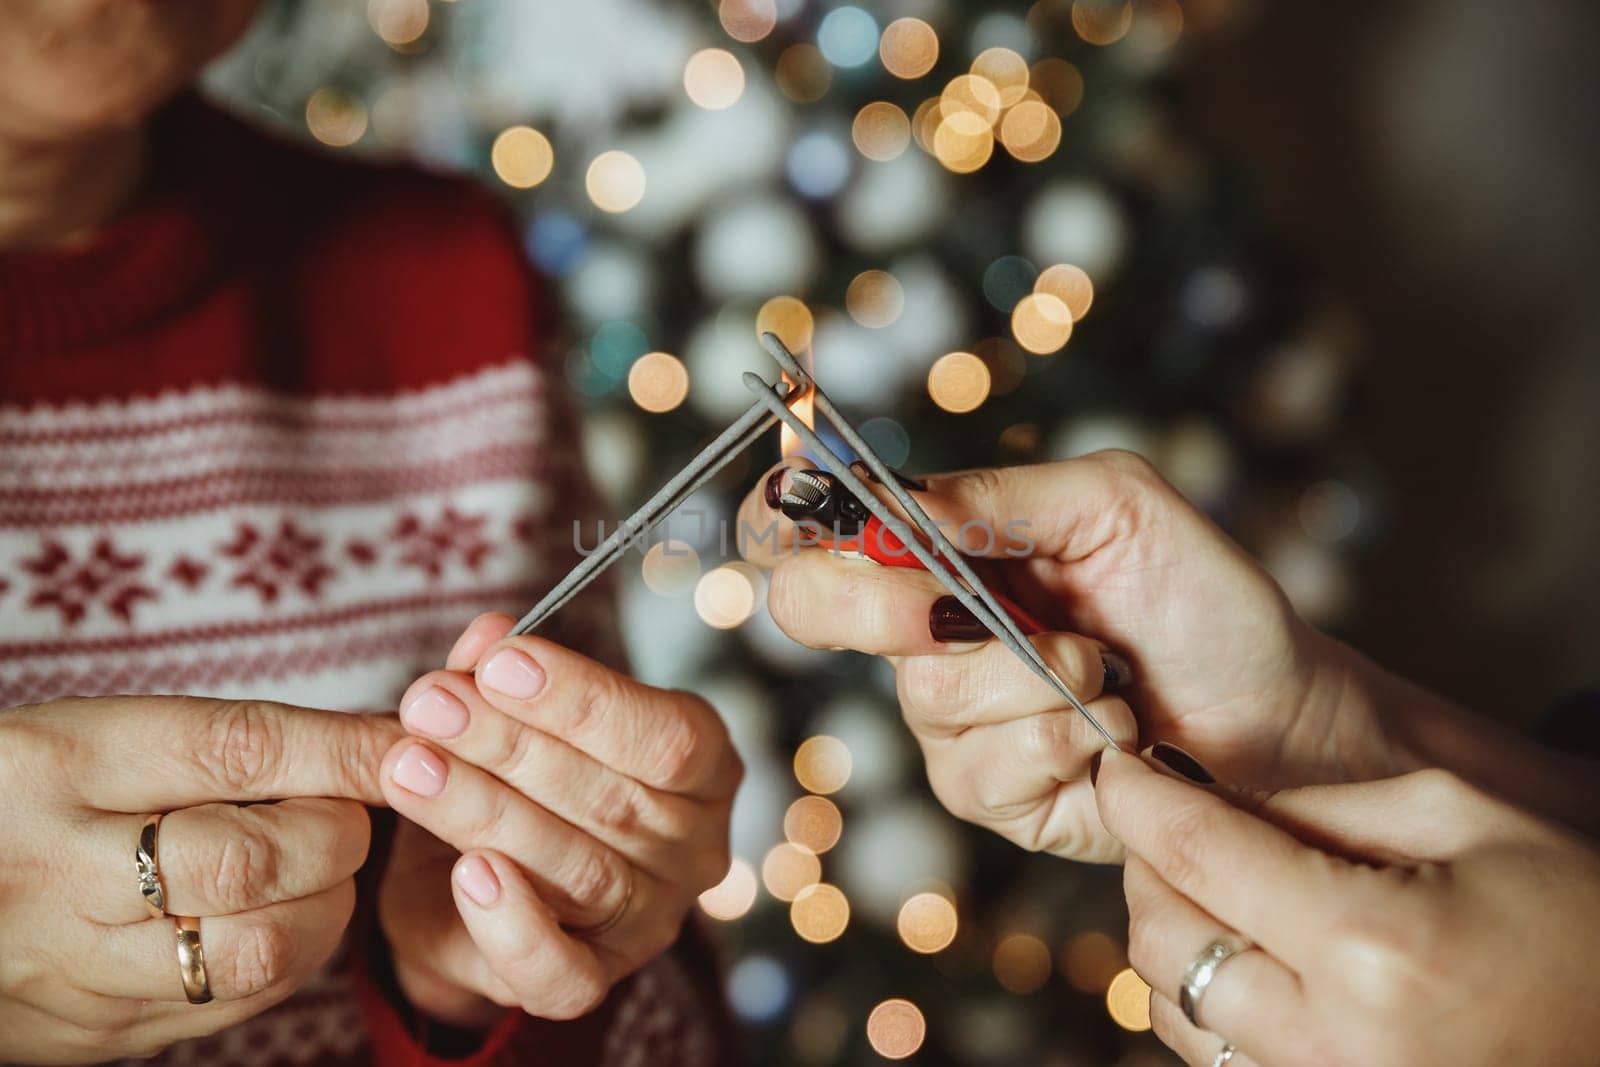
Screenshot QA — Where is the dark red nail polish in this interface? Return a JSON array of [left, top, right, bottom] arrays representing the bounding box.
[[1089, 750, 1104, 787], [929, 595, 990, 643], [764, 468, 788, 509], [1101, 652, 1132, 692], [1150, 742, 1215, 784]]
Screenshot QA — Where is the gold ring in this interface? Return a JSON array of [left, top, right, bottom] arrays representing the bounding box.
[[175, 916, 212, 1005], [135, 814, 167, 918], [575, 873, 634, 938]]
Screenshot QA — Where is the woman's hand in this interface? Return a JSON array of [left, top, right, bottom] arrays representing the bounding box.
[[1096, 748, 1600, 1066], [0, 696, 401, 1064], [378, 613, 741, 1026], [736, 452, 1411, 862]]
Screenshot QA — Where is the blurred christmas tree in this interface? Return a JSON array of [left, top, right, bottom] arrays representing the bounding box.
[[208, 1, 1373, 1062]]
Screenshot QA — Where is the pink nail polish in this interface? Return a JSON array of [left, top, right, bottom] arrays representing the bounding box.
[[455, 855, 501, 908], [391, 743, 447, 797], [401, 686, 470, 739], [479, 648, 547, 700]]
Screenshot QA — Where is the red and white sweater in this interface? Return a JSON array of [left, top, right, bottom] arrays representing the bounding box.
[[0, 96, 731, 1066]]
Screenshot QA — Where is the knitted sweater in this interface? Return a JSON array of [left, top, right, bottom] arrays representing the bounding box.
[[0, 95, 729, 1067]]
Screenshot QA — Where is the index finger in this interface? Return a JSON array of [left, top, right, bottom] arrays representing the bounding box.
[[59, 697, 404, 811], [1093, 748, 1350, 965]]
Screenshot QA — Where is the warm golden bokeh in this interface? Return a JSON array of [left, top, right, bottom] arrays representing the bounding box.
[[367, 0, 428, 47], [940, 74, 1003, 126], [761, 843, 823, 902], [756, 295, 815, 354], [790, 883, 850, 943], [845, 269, 906, 328], [792, 734, 852, 794], [586, 150, 647, 213], [971, 47, 1031, 108], [896, 892, 959, 954], [851, 102, 912, 162], [911, 97, 944, 154], [865, 999, 927, 1060], [490, 126, 555, 190], [697, 858, 758, 921], [626, 351, 690, 413], [1030, 57, 1085, 117], [972, 336, 1028, 396], [718, 0, 778, 43], [684, 48, 745, 110], [999, 100, 1062, 163], [1061, 930, 1128, 994], [993, 934, 1054, 994], [878, 17, 939, 80], [783, 795, 843, 854], [932, 110, 994, 173], [1011, 293, 1074, 354], [1106, 967, 1154, 1031], [775, 43, 833, 103], [927, 352, 992, 413], [1034, 263, 1095, 320], [693, 564, 758, 629], [305, 87, 368, 148], [641, 540, 700, 596], [1072, 0, 1135, 45]]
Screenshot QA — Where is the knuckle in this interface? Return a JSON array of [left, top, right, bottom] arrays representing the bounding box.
[[898, 656, 975, 725], [1148, 800, 1214, 892], [205, 700, 285, 793], [1399, 767, 1470, 810], [650, 710, 708, 792], [560, 845, 628, 917], [1016, 712, 1073, 769], [1329, 908, 1436, 1011], [1095, 448, 1160, 483], [216, 918, 296, 999], [563, 669, 622, 739], [208, 820, 281, 911], [589, 775, 649, 837]]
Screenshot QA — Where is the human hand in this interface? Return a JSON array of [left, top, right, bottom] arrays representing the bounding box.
[[1095, 748, 1600, 1066], [0, 695, 400, 1065], [378, 614, 741, 1026], [737, 451, 1403, 862]]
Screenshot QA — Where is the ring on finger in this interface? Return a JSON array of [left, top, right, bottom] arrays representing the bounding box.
[[573, 870, 634, 938], [1211, 1043, 1236, 1067], [135, 813, 167, 918], [1180, 933, 1251, 1029], [174, 916, 213, 1005]]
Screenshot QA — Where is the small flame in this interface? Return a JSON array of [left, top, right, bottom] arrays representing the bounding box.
[[779, 346, 816, 459]]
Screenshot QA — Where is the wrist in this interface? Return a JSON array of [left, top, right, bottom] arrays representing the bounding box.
[[1281, 629, 1421, 784]]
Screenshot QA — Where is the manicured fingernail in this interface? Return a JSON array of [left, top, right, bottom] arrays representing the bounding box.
[[930, 595, 990, 643], [1101, 652, 1133, 692], [391, 743, 448, 797], [1146, 742, 1216, 785], [1089, 750, 1104, 787], [455, 855, 501, 908], [401, 686, 469, 739], [764, 468, 790, 509], [849, 459, 927, 491], [480, 648, 546, 700]]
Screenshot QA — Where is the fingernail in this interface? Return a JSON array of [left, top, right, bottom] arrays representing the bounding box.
[[392, 743, 448, 797], [850, 459, 928, 491], [401, 686, 470, 740], [1146, 742, 1216, 785], [1089, 750, 1104, 787], [455, 855, 501, 908], [930, 595, 990, 643], [480, 648, 547, 700], [1101, 652, 1133, 692], [764, 468, 790, 509]]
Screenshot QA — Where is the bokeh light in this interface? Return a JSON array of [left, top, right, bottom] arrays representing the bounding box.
[[1105, 967, 1154, 1031], [1011, 293, 1074, 353], [911, 98, 944, 154], [941, 75, 1003, 126], [896, 892, 958, 954], [586, 150, 647, 213], [367, 0, 428, 47], [851, 102, 911, 162], [971, 48, 1031, 108], [784, 795, 843, 854], [684, 48, 746, 110], [793, 734, 852, 794], [999, 100, 1062, 162], [973, 336, 1028, 396], [756, 296, 815, 353], [817, 7, 880, 69], [626, 351, 690, 413], [1062, 930, 1128, 994], [1030, 57, 1085, 117], [790, 883, 851, 943], [719, 0, 778, 43], [879, 17, 939, 80], [641, 540, 700, 596], [490, 126, 554, 189], [982, 255, 1038, 312], [1034, 263, 1095, 320], [1072, 0, 1135, 45], [694, 563, 759, 629], [933, 111, 995, 173], [866, 999, 926, 1060], [775, 43, 832, 103], [728, 955, 792, 1022], [699, 858, 758, 920], [305, 87, 367, 148], [762, 842, 823, 902], [787, 130, 852, 199], [845, 269, 906, 328], [993, 934, 1053, 994], [927, 352, 992, 413]]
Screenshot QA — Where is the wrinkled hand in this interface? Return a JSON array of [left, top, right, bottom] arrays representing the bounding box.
[[738, 452, 1405, 862], [0, 696, 400, 1064], [378, 614, 741, 1026], [1097, 749, 1600, 1066]]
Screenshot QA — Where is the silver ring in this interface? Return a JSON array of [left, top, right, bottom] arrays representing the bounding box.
[[1180, 933, 1250, 1028], [1211, 1044, 1236, 1067]]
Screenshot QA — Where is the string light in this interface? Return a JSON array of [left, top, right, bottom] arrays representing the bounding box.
[[878, 17, 939, 79], [491, 126, 554, 189], [896, 892, 958, 954], [305, 87, 367, 148], [684, 48, 746, 110], [367, 0, 428, 47], [694, 564, 759, 628], [940, 74, 1003, 126], [698, 858, 758, 920], [999, 100, 1062, 163], [865, 999, 926, 1060], [927, 352, 992, 412], [1105, 967, 1154, 1031], [971, 48, 1031, 108], [851, 102, 911, 162], [1010, 293, 1073, 354], [756, 296, 815, 353], [845, 270, 905, 328], [719, 0, 778, 43], [626, 351, 690, 413], [761, 843, 823, 902], [586, 151, 647, 213], [784, 795, 843, 854], [1034, 263, 1095, 320], [790, 883, 850, 943], [775, 43, 832, 103], [641, 540, 700, 596], [932, 111, 994, 173], [793, 735, 851, 794], [993, 934, 1053, 994], [911, 98, 944, 154]]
